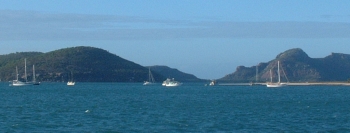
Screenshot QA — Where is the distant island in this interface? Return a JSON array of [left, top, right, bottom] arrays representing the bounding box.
[[0, 46, 203, 82], [218, 48, 350, 83], [0, 47, 350, 83]]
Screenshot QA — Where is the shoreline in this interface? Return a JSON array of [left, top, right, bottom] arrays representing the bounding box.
[[218, 82, 350, 86]]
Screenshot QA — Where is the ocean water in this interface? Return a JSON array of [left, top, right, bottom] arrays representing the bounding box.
[[1, 82, 350, 132]]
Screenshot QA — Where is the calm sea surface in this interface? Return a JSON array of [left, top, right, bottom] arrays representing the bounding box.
[[1, 82, 350, 132]]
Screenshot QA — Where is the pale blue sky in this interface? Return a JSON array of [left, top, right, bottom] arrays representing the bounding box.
[[1, 0, 350, 79]]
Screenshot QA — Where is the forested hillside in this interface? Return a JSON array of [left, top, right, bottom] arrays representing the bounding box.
[[150, 65, 205, 82], [0, 47, 164, 82]]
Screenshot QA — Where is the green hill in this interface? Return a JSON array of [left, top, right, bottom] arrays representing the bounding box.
[[0, 46, 204, 82], [219, 48, 350, 82], [0, 46, 164, 82], [5, 47, 347, 83], [150, 65, 205, 82]]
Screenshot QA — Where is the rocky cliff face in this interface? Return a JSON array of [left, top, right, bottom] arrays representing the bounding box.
[[219, 48, 350, 82]]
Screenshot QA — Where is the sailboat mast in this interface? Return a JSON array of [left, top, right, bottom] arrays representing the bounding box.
[[33, 65, 36, 82], [25, 58, 27, 82], [150, 69, 155, 82], [277, 61, 280, 83], [148, 67, 155, 82], [269, 69, 272, 82], [148, 67, 151, 82], [16, 66, 19, 81]]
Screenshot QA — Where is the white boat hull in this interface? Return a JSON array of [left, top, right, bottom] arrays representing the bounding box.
[[266, 83, 287, 88], [165, 82, 182, 87], [67, 82, 75, 86], [162, 78, 182, 87], [143, 81, 155, 85], [11, 80, 32, 86], [12, 83, 32, 86]]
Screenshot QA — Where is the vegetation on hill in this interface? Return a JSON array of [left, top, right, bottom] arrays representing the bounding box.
[[219, 48, 350, 82], [149, 65, 205, 82], [0, 46, 163, 82], [2, 47, 349, 83], [0, 46, 203, 82]]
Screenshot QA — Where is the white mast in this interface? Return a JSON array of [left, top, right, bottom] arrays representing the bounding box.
[[149, 67, 155, 82], [25, 58, 27, 82], [16, 66, 19, 81], [33, 65, 36, 82], [148, 67, 151, 82], [269, 69, 272, 83]]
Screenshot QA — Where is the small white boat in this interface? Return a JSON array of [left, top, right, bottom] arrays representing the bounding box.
[[67, 81, 75, 86], [162, 78, 182, 87], [67, 71, 75, 86], [209, 80, 217, 86], [143, 67, 156, 85]]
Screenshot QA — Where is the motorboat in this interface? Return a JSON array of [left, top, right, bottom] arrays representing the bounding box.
[[162, 78, 182, 87]]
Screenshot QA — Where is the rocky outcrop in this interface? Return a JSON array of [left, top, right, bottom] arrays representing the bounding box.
[[219, 48, 350, 82]]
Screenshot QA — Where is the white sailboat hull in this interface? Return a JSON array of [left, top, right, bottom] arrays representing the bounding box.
[[12, 80, 32, 86], [143, 81, 150, 85], [67, 82, 75, 86], [266, 83, 287, 88], [143, 81, 155, 85]]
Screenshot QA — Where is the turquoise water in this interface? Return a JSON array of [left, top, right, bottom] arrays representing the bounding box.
[[1, 82, 350, 132]]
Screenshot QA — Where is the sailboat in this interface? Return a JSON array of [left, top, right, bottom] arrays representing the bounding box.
[[266, 61, 287, 88], [11, 58, 33, 86], [67, 71, 75, 86], [143, 67, 156, 85]]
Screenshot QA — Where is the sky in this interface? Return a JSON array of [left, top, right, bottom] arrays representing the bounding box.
[[1, 0, 350, 79]]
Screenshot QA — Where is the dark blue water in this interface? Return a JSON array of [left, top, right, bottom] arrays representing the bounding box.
[[1, 82, 350, 132]]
